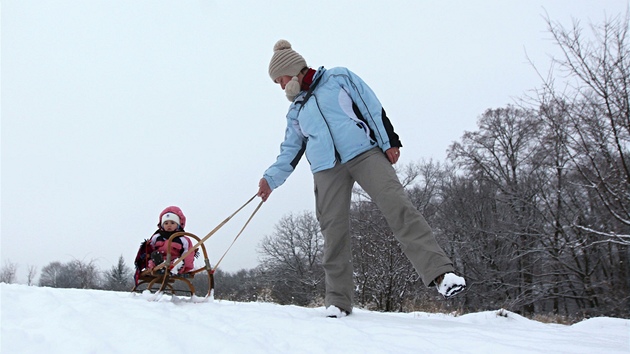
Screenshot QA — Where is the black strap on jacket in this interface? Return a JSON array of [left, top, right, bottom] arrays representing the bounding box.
[[296, 74, 323, 111]]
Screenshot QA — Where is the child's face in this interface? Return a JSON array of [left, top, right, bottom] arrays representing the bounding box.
[[162, 220, 178, 232]]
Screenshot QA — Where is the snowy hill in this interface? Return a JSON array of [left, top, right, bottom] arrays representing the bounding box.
[[1, 284, 628, 353]]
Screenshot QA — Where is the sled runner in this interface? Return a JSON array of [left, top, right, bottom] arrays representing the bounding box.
[[132, 232, 214, 297]]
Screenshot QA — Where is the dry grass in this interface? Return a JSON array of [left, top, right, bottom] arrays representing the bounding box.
[[529, 313, 581, 325]]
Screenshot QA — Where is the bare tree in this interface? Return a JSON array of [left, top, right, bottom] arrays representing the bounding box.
[[39, 259, 101, 289], [258, 211, 324, 305], [351, 198, 418, 311], [26, 265, 38, 286], [39, 262, 64, 287], [0, 261, 18, 284], [212, 268, 263, 302], [528, 12, 630, 317], [71, 259, 101, 289], [448, 106, 545, 315], [540, 12, 630, 246]]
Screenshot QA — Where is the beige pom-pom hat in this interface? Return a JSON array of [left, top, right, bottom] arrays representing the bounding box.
[[268, 39, 307, 82]]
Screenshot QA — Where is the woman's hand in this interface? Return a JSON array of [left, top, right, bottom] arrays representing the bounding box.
[[385, 147, 400, 164], [257, 178, 272, 202]]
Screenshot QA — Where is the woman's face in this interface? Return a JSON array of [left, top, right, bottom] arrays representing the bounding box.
[[274, 75, 292, 90]]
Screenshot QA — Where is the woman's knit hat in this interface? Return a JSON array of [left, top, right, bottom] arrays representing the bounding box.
[[268, 39, 307, 82]]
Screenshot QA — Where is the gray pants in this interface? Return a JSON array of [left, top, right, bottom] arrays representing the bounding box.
[[313, 148, 454, 312]]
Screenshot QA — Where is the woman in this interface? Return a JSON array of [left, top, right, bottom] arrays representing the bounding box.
[[257, 40, 466, 317]]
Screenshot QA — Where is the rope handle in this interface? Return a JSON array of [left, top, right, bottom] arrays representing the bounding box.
[[212, 199, 263, 271], [150, 194, 259, 273]]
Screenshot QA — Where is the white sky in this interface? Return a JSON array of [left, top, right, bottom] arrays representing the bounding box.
[[2, 1, 628, 280], [3, 284, 629, 353]]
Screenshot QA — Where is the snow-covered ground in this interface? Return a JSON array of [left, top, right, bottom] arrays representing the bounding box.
[[1, 283, 628, 353]]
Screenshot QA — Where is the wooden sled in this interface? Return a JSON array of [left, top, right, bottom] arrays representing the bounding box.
[[131, 195, 264, 299], [132, 232, 214, 298]]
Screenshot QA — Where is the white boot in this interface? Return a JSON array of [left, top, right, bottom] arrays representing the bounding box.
[[325, 305, 349, 318], [169, 259, 185, 275], [436, 273, 466, 299]]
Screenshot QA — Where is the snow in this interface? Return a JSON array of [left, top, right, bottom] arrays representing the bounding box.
[[2, 284, 628, 353]]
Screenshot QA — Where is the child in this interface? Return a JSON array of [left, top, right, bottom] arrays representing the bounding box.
[[134, 206, 196, 284]]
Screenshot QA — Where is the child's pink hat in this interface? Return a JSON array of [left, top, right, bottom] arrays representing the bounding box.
[[158, 206, 186, 229]]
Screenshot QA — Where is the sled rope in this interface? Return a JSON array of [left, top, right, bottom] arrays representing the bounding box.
[[212, 197, 263, 270], [150, 194, 261, 274]]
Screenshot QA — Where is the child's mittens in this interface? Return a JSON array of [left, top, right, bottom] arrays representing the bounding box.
[[150, 251, 163, 265]]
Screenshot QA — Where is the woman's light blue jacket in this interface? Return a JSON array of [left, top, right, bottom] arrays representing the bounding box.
[[263, 66, 402, 190]]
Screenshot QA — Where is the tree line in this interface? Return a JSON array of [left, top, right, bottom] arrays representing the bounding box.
[[2, 14, 628, 320]]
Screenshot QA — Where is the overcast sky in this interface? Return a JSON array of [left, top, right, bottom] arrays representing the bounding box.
[[2, 1, 628, 281]]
